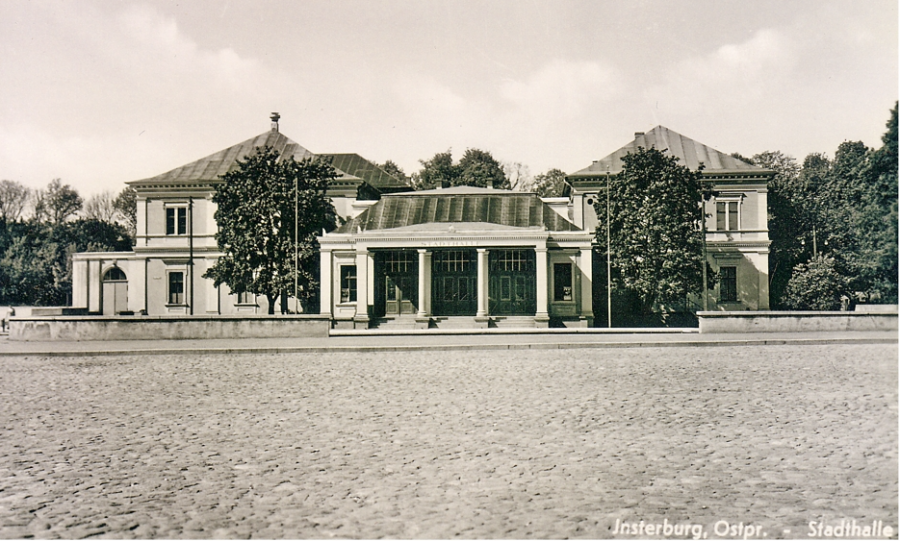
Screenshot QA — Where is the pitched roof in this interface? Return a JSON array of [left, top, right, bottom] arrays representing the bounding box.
[[317, 154, 408, 191], [129, 130, 318, 185], [337, 187, 579, 233], [569, 126, 768, 179], [127, 130, 408, 193]]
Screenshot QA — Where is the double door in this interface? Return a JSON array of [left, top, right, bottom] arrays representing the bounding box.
[[432, 250, 477, 316], [375, 251, 417, 316]]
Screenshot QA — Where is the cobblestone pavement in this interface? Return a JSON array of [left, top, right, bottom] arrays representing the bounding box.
[[0, 344, 896, 539]]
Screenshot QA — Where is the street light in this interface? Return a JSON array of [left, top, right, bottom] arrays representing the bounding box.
[[606, 170, 612, 328], [294, 174, 299, 314]]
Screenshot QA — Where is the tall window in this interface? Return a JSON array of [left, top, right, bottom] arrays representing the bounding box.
[[237, 291, 254, 305], [719, 266, 737, 303], [340, 265, 357, 303], [716, 201, 739, 231], [554, 263, 573, 301], [166, 207, 187, 235], [168, 272, 185, 305]]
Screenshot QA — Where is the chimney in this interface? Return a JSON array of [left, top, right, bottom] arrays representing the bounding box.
[[634, 131, 644, 139], [270, 112, 281, 132]]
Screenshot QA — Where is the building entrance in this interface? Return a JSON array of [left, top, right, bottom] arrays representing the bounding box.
[[489, 249, 536, 315], [102, 267, 128, 315], [432, 250, 477, 316], [374, 251, 417, 316]]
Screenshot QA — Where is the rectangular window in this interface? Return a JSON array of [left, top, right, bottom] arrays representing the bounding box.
[[715, 201, 739, 231], [719, 266, 737, 303], [166, 207, 187, 235], [554, 263, 573, 301], [237, 291, 253, 305], [340, 265, 357, 303], [168, 272, 184, 305]]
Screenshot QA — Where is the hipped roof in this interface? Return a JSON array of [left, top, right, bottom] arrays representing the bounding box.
[[337, 187, 579, 233], [569, 126, 769, 179], [129, 130, 405, 190]]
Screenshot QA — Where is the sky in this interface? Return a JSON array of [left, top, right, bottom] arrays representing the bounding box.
[[1, 0, 897, 197]]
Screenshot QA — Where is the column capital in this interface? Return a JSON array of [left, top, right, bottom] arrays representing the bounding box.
[[534, 246, 548, 253], [417, 248, 430, 255], [477, 248, 489, 253]]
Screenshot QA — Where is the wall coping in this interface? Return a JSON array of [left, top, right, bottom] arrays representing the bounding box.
[[11, 315, 331, 322], [698, 310, 898, 318]]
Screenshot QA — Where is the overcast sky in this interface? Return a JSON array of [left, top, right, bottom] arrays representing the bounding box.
[[1, 0, 896, 197]]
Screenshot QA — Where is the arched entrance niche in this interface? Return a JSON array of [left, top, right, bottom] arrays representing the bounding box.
[[102, 266, 128, 315]]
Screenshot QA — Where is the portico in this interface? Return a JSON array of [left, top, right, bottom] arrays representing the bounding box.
[[319, 187, 594, 328]]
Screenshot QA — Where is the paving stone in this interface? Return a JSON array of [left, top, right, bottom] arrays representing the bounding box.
[[0, 344, 895, 538]]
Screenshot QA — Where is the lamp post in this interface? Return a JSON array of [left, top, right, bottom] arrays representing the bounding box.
[[294, 175, 299, 314], [701, 197, 708, 311], [606, 170, 612, 328]]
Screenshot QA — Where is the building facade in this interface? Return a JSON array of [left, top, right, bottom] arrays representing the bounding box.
[[567, 126, 773, 316], [72, 121, 770, 326], [72, 116, 409, 316], [318, 187, 595, 328]]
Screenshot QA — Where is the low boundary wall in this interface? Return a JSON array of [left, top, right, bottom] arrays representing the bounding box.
[[698, 310, 898, 333], [9, 315, 331, 341]]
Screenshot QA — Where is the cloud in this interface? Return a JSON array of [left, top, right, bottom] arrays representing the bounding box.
[[0, 2, 291, 195], [499, 59, 623, 118], [644, 28, 798, 115]]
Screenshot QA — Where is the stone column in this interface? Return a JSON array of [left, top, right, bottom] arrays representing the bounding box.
[[416, 249, 432, 327], [319, 249, 333, 316], [579, 247, 594, 326], [476, 249, 489, 318], [416, 249, 428, 318], [354, 248, 369, 327], [535, 246, 550, 326]]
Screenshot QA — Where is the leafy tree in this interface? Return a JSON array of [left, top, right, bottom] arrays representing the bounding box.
[[113, 186, 138, 240], [457, 148, 508, 189], [0, 179, 30, 223], [762, 103, 898, 307], [204, 146, 337, 314], [0, 218, 131, 305], [531, 168, 568, 198], [782, 255, 849, 310], [597, 147, 712, 319], [380, 160, 408, 184], [411, 150, 456, 190], [411, 148, 510, 190], [32, 178, 83, 224]]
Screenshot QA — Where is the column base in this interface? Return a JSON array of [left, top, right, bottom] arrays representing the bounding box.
[[473, 316, 491, 328], [534, 313, 550, 328], [415, 316, 432, 329], [353, 316, 370, 329]]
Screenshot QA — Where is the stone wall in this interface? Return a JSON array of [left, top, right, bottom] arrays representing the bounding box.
[[698, 310, 898, 333], [9, 315, 331, 341]]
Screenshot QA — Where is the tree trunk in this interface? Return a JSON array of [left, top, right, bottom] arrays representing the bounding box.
[[266, 293, 276, 315]]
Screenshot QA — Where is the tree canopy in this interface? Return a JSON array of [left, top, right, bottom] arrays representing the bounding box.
[[530, 169, 568, 198], [760, 102, 898, 308], [411, 148, 510, 190], [597, 147, 712, 320], [204, 146, 337, 314], [32, 178, 83, 225]]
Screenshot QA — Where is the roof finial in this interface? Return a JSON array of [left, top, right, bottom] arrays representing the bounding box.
[[270, 112, 281, 132]]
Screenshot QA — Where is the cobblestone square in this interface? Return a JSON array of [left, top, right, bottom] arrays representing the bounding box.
[[0, 343, 896, 539]]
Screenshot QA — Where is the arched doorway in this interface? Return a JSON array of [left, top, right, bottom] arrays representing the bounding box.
[[102, 267, 128, 315]]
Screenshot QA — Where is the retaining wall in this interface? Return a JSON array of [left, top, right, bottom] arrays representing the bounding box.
[[9, 315, 331, 341], [698, 310, 898, 333]]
